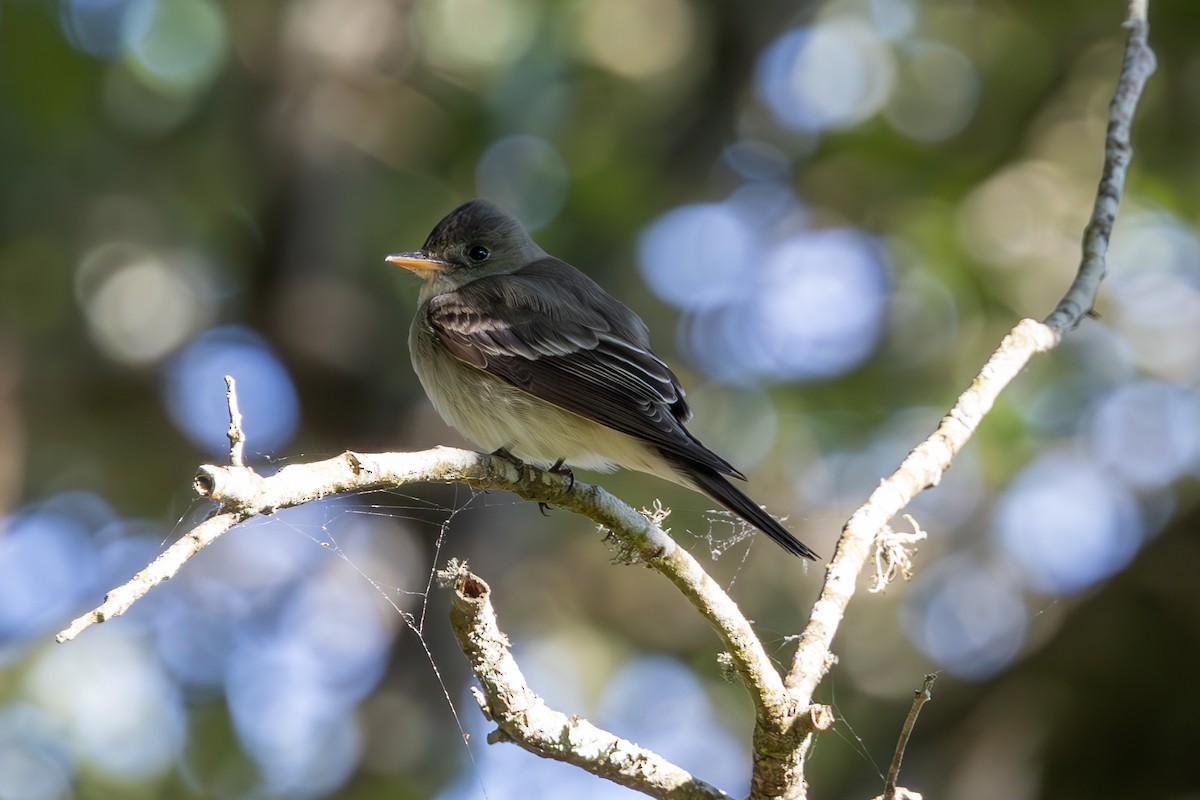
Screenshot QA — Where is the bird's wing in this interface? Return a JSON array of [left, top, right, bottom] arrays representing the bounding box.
[[425, 258, 742, 478]]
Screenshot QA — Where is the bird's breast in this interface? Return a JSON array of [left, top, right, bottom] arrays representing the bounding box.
[[409, 312, 668, 475]]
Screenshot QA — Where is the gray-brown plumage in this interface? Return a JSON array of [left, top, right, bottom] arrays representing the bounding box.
[[388, 199, 817, 559]]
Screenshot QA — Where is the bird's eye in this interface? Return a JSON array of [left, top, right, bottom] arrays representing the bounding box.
[[467, 245, 490, 262]]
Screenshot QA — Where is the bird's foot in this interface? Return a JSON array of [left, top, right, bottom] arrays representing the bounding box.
[[490, 447, 525, 470], [548, 458, 576, 492], [538, 459, 574, 515]]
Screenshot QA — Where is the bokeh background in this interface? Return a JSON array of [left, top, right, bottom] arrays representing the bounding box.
[[1, 0, 1198, 798]]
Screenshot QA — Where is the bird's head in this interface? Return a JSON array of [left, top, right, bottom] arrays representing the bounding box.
[[386, 199, 544, 293]]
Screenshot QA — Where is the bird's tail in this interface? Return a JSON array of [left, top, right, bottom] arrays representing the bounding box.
[[681, 463, 818, 560]]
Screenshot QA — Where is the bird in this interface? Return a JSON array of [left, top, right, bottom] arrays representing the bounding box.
[[386, 199, 817, 559]]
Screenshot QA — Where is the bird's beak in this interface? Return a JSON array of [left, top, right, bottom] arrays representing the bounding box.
[[385, 251, 452, 279]]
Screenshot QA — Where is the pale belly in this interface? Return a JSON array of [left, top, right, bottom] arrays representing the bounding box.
[[410, 319, 673, 477]]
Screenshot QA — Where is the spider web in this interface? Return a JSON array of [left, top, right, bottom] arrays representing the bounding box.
[[166, 464, 532, 799], [275, 479, 516, 798]]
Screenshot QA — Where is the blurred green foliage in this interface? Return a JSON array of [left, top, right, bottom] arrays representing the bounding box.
[[1, 1, 1198, 799]]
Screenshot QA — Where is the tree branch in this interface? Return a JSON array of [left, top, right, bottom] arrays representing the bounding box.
[[444, 562, 730, 799], [57, 445, 789, 729], [780, 0, 1154, 753], [1044, 0, 1155, 335], [53, 8, 1154, 799], [785, 319, 1056, 703], [55, 511, 240, 642]]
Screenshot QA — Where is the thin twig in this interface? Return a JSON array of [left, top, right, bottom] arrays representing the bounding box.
[[55, 512, 240, 642], [224, 375, 246, 467], [882, 674, 937, 800], [1043, 0, 1155, 335]]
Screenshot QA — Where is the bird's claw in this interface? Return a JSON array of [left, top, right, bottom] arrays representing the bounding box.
[[538, 459, 573, 515], [548, 458, 576, 491], [491, 447, 525, 470]]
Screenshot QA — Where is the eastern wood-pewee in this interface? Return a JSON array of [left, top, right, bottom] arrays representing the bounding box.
[[388, 199, 817, 559]]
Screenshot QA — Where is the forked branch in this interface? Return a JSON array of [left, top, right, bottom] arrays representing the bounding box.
[[54, 5, 1154, 798]]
